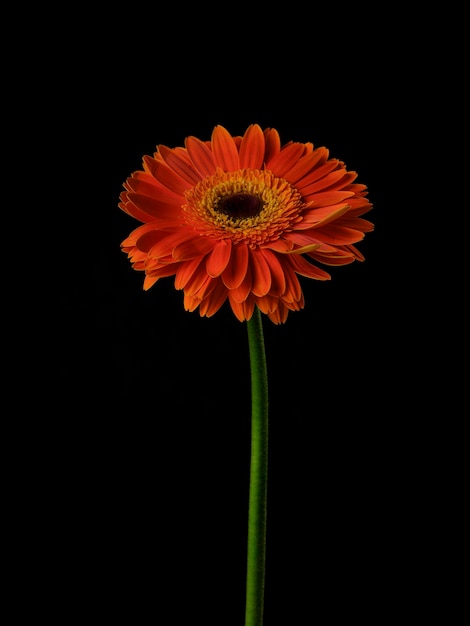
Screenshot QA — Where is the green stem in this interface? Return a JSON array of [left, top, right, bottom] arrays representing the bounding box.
[[245, 306, 269, 626]]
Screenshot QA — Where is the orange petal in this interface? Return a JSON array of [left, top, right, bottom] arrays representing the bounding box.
[[175, 257, 205, 290], [172, 236, 215, 261], [143, 274, 160, 290], [299, 204, 351, 228], [296, 159, 339, 190], [299, 168, 348, 194], [125, 175, 181, 203], [229, 266, 252, 303], [311, 224, 365, 244], [282, 262, 304, 301], [211, 125, 240, 171], [289, 254, 331, 280], [263, 238, 294, 253], [145, 230, 195, 259], [263, 128, 281, 163], [265, 142, 305, 177], [145, 156, 191, 196], [239, 124, 265, 169], [199, 280, 227, 317], [309, 249, 356, 266], [228, 295, 256, 322], [303, 190, 355, 206], [260, 249, 286, 296], [206, 239, 232, 277], [126, 192, 181, 222], [119, 196, 154, 224], [184, 267, 214, 297], [158, 145, 202, 185], [121, 222, 158, 247], [282, 147, 327, 184], [250, 250, 272, 297], [222, 243, 249, 289], [185, 136, 217, 177], [184, 292, 201, 312], [267, 303, 289, 324]]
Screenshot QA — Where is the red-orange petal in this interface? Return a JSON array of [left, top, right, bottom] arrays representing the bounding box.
[[143, 274, 160, 290], [126, 192, 181, 222], [229, 266, 253, 303], [304, 190, 355, 206], [184, 266, 214, 297], [175, 256, 205, 290], [260, 249, 286, 296], [289, 254, 331, 280], [250, 250, 272, 297], [199, 280, 227, 317], [121, 222, 160, 246], [222, 243, 249, 289], [158, 145, 202, 185], [172, 236, 216, 261], [298, 204, 351, 228], [310, 224, 365, 244], [145, 230, 196, 259], [206, 239, 232, 277], [185, 136, 217, 177], [263, 238, 294, 253], [125, 175, 181, 204], [211, 125, 240, 171], [263, 128, 281, 163], [145, 157, 191, 196], [294, 158, 339, 190], [298, 168, 348, 194], [266, 142, 305, 177], [281, 262, 304, 302], [228, 295, 256, 322], [282, 147, 327, 184], [239, 124, 265, 169]]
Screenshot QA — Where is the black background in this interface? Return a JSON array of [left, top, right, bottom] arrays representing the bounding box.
[[20, 6, 459, 624]]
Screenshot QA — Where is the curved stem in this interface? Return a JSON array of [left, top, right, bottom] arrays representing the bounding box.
[[245, 306, 269, 626]]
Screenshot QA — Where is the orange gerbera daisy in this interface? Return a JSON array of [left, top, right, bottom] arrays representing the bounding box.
[[119, 124, 373, 323]]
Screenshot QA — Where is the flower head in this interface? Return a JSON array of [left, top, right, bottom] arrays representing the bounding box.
[[119, 124, 373, 323]]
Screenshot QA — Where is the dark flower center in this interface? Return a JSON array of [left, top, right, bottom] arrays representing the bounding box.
[[217, 193, 262, 218]]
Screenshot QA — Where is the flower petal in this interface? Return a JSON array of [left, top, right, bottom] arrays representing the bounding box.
[[144, 156, 191, 196], [299, 204, 351, 228], [250, 250, 272, 297], [310, 224, 365, 244], [199, 280, 227, 317], [229, 266, 252, 303], [228, 296, 256, 322], [263, 128, 281, 163], [289, 254, 331, 280], [175, 256, 205, 290], [126, 192, 181, 222], [206, 239, 233, 277], [239, 124, 265, 169], [211, 125, 240, 171], [303, 190, 355, 206], [172, 236, 215, 261], [280, 262, 304, 302], [222, 243, 249, 289], [282, 147, 327, 184], [260, 249, 286, 296], [158, 145, 202, 185], [185, 136, 217, 177], [184, 266, 214, 297], [145, 230, 195, 258], [263, 238, 294, 253], [265, 142, 305, 177], [294, 158, 340, 190]]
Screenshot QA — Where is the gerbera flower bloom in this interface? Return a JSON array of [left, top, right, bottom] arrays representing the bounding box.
[[119, 124, 373, 323]]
